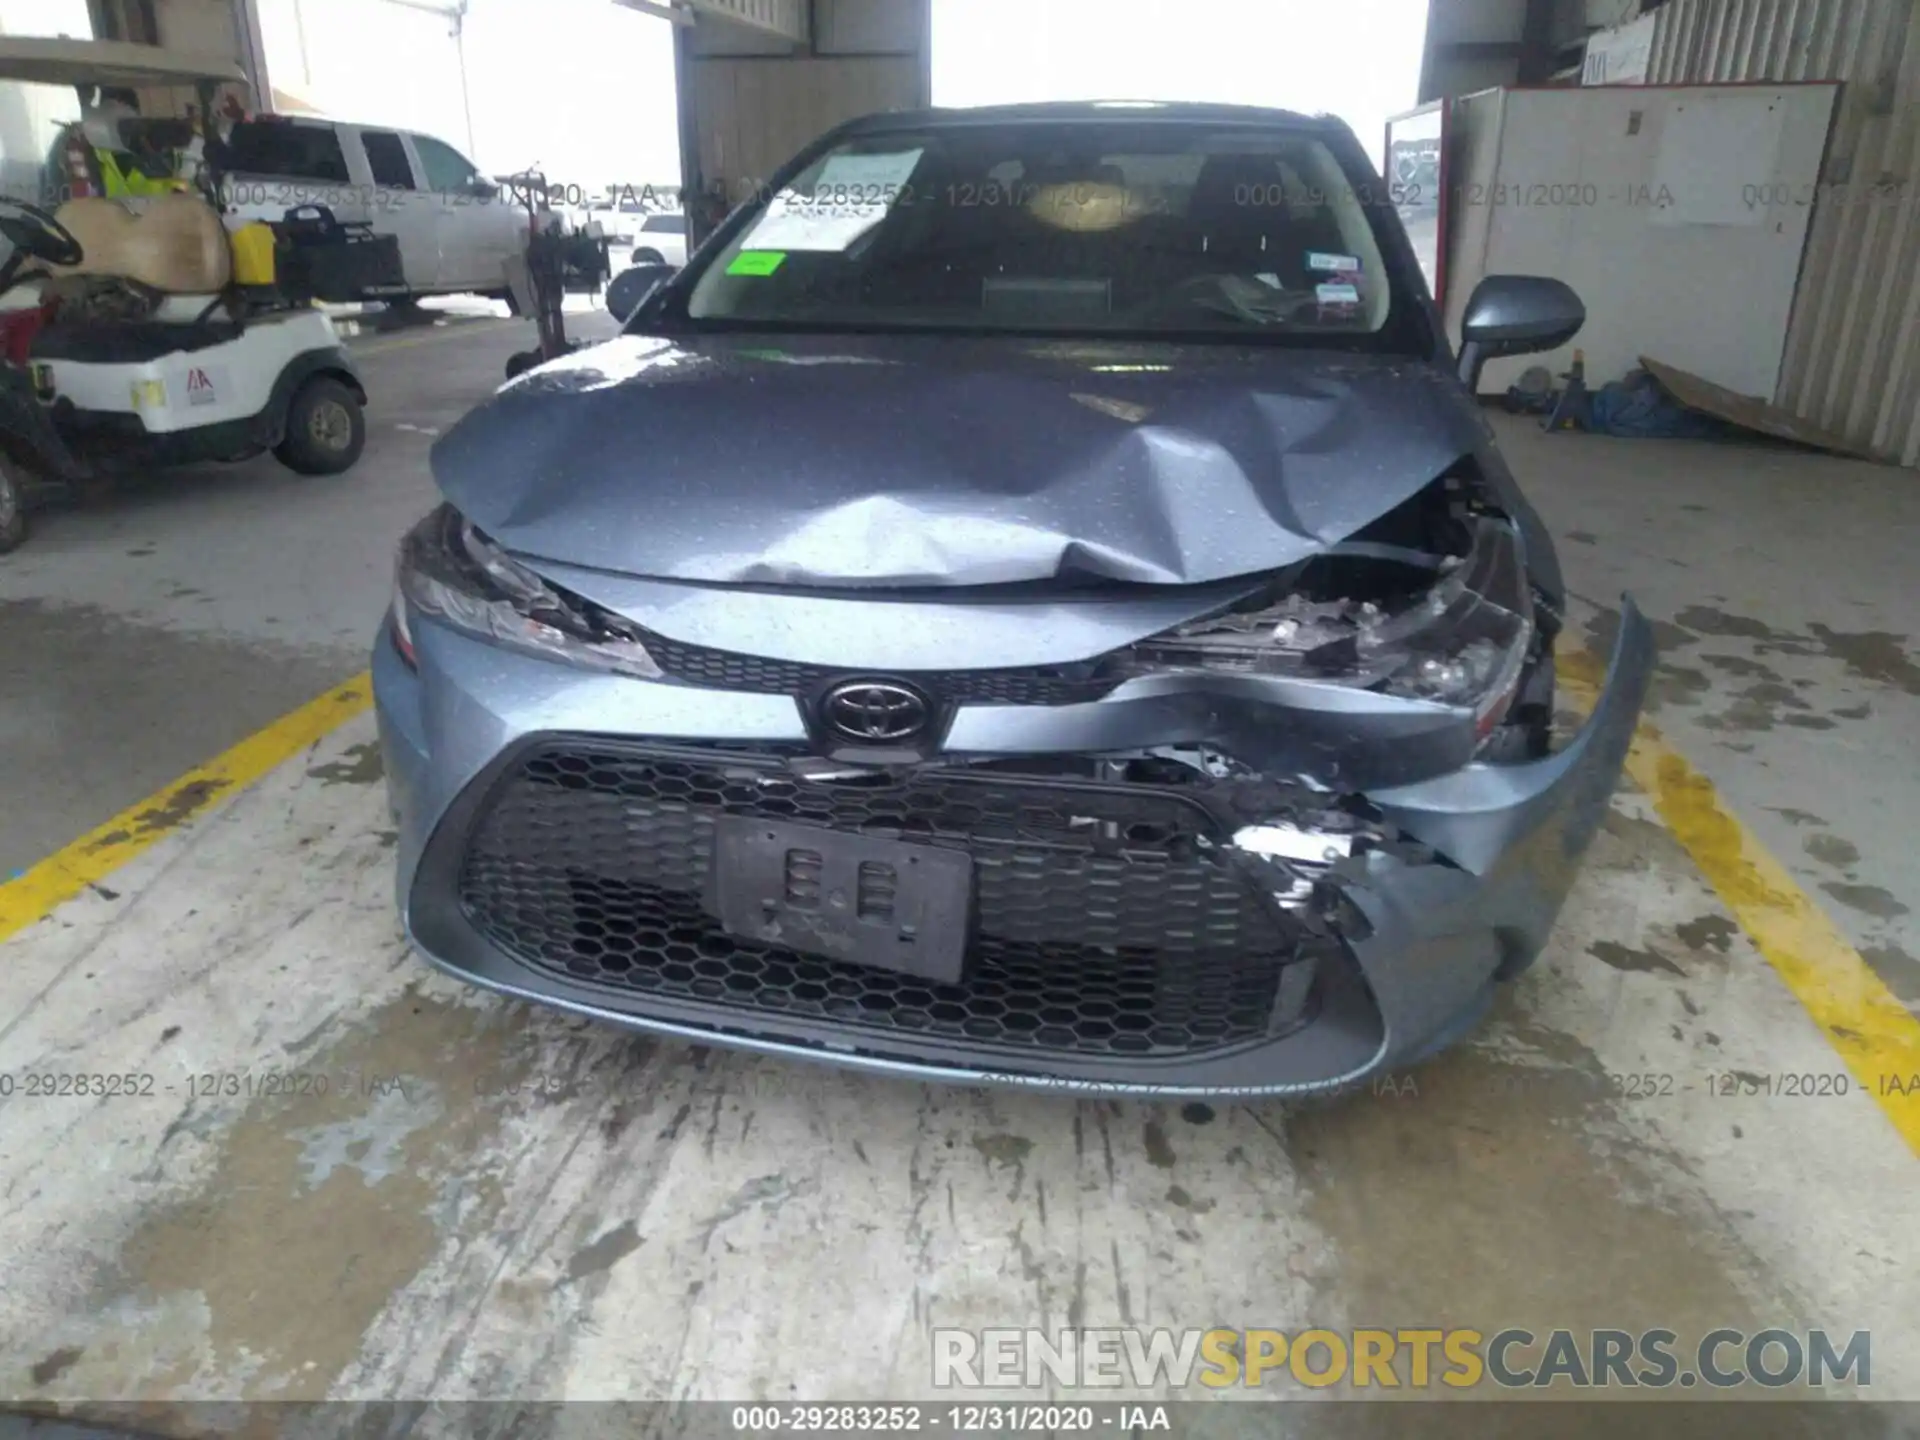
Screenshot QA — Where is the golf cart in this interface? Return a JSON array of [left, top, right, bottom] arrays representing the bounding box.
[[0, 38, 369, 553]]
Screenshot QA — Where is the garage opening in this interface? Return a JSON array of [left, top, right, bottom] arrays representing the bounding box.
[[932, 0, 1431, 169]]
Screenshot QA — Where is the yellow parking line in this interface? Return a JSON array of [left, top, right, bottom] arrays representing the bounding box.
[[1559, 643, 1920, 1157], [0, 675, 372, 948], [6, 624, 1915, 1160], [0, 315, 499, 941]]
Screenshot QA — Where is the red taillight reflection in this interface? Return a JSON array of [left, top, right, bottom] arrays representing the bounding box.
[[390, 605, 416, 668], [1474, 690, 1518, 741]]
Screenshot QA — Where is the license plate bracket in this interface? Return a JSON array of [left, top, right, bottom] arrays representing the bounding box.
[[707, 816, 972, 984]]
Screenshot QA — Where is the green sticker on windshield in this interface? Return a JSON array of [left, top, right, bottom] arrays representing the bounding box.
[[727, 250, 787, 276]]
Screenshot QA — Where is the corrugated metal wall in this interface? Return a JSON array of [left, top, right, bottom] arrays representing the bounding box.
[[1644, 0, 1920, 466], [686, 54, 921, 205]]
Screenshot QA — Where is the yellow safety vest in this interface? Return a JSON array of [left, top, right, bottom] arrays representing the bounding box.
[[94, 149, 184, 198]]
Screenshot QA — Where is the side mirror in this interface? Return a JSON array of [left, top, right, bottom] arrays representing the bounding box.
[[606, 262, 676, 323], [465, 178, 498, 200], [1457, 275, 1585, 392]]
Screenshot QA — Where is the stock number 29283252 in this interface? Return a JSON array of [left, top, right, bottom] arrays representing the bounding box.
[[0, 1072, 157, 1097]]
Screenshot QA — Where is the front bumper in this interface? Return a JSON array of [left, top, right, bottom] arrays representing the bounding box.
[[374, 601, 1654, 1097]]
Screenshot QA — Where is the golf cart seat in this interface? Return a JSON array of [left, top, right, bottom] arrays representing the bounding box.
[[30, 194, 244, 358], [51, 194, 232, 300]]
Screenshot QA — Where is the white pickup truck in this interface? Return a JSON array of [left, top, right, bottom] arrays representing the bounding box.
[[217, 116, 527, 304]]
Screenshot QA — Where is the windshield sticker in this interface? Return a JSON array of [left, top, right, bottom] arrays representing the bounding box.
[[742, 148, 923, 253], [1308, 252, 1362, 274], [814, 149, 924, 193], [1316, 282, 1362, 307], [727, 250, 788, 277]]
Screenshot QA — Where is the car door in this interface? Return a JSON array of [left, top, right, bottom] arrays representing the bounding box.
[[636, 213, 688, 266], [351, 125, 440, 294], [409, 132, 509, 294]]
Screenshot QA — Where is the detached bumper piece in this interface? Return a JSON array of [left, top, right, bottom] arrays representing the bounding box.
[[388, 600, 1656, 1095], [436, 741, 1326, 1069]]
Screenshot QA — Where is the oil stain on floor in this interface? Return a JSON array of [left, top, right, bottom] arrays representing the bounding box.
[[50, 988, 532, 1403]]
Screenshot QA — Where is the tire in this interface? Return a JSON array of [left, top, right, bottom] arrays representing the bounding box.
[[499, 286, 524, 317], [630, 246, 666, 266], [0, 458, 28, 554], [275, 376, 366, 475]]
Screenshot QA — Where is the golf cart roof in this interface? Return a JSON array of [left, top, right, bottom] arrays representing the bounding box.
[[0, 36, 247, 90]]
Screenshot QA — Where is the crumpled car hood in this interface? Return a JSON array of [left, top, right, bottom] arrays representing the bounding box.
[[430, 331, 1484, 588]]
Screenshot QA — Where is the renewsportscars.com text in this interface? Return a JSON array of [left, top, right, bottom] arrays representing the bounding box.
[[933, 1327, 1870, 1391]]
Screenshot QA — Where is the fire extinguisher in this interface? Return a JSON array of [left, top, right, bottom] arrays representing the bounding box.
[[57, 125, 99, 200]]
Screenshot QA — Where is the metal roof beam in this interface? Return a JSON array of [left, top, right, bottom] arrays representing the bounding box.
[[613, 0, 806, 43]]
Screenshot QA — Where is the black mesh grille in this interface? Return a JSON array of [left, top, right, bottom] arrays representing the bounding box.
[[455, 743, 1309, 1059], [641, 632, 1122, 706]]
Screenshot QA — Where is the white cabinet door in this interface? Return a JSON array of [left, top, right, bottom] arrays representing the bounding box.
[[353, 126, 442, 292]]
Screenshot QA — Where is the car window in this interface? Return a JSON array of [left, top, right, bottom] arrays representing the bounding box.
[[361, 130, 415, 189], [640, 214, 686, 233], [224, 121, 350, 182], [413, 134, 480, 192], [680, 122, 1412, 348]]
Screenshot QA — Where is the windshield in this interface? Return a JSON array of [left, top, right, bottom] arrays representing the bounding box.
[[678, 121, 1413, 346]]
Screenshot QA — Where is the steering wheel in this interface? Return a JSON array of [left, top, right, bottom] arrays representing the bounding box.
[[0, 200, 85, 290]]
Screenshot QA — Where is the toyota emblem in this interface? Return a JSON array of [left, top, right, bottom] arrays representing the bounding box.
[[822, 680, 930, 744]]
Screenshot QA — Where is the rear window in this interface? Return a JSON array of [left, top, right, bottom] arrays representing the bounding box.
[[361, 130, 415, 188], [224, 121, 350, 183], [641, 214, 685, 233]]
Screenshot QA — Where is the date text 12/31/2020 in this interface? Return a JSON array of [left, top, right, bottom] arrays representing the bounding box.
[[218, 178, 678, 212], [714, 177, 1667, 212], [1365, 1070, 1899, 1101], [728, 1405, 1170, 1433], [0, 1070, 421, 1100], [1404, 178, 1909, 211]]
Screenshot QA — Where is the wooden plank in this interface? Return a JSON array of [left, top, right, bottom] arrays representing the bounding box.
[[1639, 353, 1880, 458]]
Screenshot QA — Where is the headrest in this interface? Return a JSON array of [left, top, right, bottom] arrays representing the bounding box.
[[79, 103, 134, 150], [1025, 181, 1137, 234], [1191, 154, 1286, 214]]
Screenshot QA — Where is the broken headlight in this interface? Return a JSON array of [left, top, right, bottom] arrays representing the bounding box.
[[390, 504, 662, 679], [1123, 516, 1535, 741]]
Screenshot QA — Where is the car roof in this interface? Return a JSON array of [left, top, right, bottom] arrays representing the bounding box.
[[837, 100, 1339, 134]]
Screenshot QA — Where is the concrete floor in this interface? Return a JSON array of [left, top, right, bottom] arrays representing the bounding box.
[[1502, 420, 1920, 1013], [1, 323, 1916, 1422], [0, 307, 556, 878]]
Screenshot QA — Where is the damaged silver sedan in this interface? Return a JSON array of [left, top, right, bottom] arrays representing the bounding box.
[[373, 102, 1654, 1096]]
